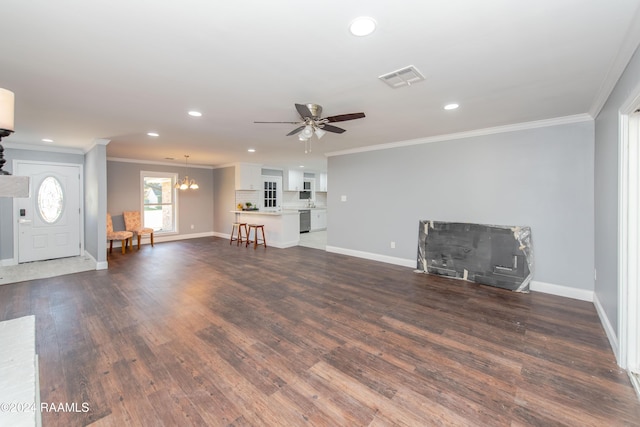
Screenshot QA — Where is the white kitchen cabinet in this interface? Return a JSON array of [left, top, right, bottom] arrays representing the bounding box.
[[318, 173, 328, 192], [285, 169, 304, 191], [310, 209, 327, 231], [235, 163, 262, 190]]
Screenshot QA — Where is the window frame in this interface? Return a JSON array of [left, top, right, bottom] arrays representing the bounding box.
[[261, 175, 282, 211], [140, 171, 179, 235]]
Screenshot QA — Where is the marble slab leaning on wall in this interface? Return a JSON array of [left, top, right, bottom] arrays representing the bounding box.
[[416, 221, 533, 292]]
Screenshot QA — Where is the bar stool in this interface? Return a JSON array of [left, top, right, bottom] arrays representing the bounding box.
[[246, 224, 267, 249], [230, 222, 248, 246]]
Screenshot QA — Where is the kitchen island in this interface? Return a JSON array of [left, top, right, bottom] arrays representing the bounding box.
[[231, 210, 300, 248]]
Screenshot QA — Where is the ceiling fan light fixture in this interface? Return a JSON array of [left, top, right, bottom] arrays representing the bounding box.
[[349, 17, 377, 36], [254, 103, 366, 152], [301, 125, 314, 139]]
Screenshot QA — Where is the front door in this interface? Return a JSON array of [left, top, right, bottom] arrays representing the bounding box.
[[15, 161, 82, 263]]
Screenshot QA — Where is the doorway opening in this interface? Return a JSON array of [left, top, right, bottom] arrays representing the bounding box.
[[619, 100, 640, 398], [12, 161, 83, 264]]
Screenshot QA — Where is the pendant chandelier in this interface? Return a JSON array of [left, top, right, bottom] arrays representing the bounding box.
[[174, 155, 199, 190]]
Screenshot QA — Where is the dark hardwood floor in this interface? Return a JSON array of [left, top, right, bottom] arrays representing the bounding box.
[[1, 237, 639, 426]]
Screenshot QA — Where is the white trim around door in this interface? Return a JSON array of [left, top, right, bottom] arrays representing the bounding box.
[[12, 160, 84, 264], [618, 85, 640, 399]]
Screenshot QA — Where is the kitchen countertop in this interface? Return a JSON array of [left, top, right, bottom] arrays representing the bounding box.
[[231, 210, 300, 216], [288, 207, 327, 210]]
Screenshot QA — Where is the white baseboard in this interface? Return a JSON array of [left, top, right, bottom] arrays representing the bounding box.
[[154, 231, 214, 243], [213, 232, 298, 248], [529, 280, 594, 301], [84, 251, 107, 270], [1, 257, 17, 267], [629, 372, 640, 401], [271, 240, 300, 249], [213, 232, 230, 239], [594, 292, 620, 363], [325, 246, 416, 268], [111, 231, 215, 247], [324, 246, 596, 303]]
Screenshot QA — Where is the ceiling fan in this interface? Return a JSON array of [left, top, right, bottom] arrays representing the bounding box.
[[254, 103, 365, 153]]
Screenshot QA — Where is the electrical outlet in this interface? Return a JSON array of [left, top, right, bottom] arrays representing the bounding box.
[[341, 195, 347, 202], [190, 224, 195, 230], [390, 241, 396, 249]]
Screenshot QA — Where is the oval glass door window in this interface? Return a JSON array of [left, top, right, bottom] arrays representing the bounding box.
[[38, 176, 64, 223]]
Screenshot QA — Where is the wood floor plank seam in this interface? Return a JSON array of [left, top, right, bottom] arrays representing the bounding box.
[[0, 237, 638, 426]]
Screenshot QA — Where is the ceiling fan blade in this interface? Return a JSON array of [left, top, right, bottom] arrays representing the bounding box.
[[254, 121, 301, 124], [321, 124, 346, 134], [324, 112, 366, 122], [286, 125, 305, 136], [295, 103, 314, 119]]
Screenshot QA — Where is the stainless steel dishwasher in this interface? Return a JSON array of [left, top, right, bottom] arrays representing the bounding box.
[[299, 209, 311, 233]]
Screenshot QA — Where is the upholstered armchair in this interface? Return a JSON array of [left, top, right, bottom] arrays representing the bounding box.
[[123, 211, 155, 249], [106, 213, 133, 254]]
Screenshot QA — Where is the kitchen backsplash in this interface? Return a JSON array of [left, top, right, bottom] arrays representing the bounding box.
[[235, 190, 260, 209], [235, 190, 327, 210]]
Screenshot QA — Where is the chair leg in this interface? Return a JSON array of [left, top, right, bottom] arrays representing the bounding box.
[[150, 232, 154, 247], [121, 239, 127, 254], [230, 224, 236, 245], [240, 224, 247, 246], [137, 234, 141, 250], [109, 240, 113, 254], [246, 226, 252, 247]]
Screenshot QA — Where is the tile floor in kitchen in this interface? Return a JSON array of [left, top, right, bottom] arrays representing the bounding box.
[[298, 230, 326, 250]]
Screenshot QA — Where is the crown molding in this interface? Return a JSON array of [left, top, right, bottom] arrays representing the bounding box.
[[107, 156, 215, 169], [3, 141, 85, 155], [326, 114, 593, 158], [589, 3, 640, 118]]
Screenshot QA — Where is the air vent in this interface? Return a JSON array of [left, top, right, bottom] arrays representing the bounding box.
[[378, 65, 425, 88]]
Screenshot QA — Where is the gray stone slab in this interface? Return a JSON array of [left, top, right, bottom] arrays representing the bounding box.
[[417, 221, 533, 292]]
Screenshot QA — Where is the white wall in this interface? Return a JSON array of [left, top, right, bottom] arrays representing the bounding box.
[[328, 120, 594, 293]]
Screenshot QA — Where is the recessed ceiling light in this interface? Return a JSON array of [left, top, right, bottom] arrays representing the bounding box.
[[444, 103, 459, 110], [247, 148, 256, 153], [41, 138, 54, 143], [188, 111, 202, 117], [349, 17, 376, 36], [147, 132, 159, 137], [299, 165, 305, 168]]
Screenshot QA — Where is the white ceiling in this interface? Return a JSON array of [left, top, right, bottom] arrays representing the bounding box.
[[2, 0, 640, 172]]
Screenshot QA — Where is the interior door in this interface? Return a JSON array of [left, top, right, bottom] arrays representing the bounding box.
[[15, 162, 81, 263]]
